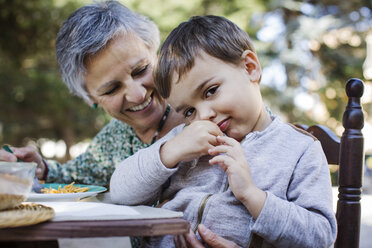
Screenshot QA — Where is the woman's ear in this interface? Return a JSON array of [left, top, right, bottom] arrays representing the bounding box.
[[241, 50, 261, 83]]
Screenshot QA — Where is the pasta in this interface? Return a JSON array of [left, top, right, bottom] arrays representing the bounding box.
[[41, 182, 89, 194]]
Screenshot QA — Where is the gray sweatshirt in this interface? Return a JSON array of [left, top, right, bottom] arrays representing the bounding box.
[[110, 117, 337, 247]]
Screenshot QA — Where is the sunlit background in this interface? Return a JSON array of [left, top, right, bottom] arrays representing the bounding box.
[[0, 0, 371, 169]]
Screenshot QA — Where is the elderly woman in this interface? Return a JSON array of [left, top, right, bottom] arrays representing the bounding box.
[[0, 1, 183, 188]]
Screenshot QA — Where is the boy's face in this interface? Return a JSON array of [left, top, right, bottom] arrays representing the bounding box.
[[168, 50, 264, 141]]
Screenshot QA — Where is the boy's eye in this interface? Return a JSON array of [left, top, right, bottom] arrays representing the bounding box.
[[184, 107, 195, 118], [205, 86, 218, 98], [132, 64, 149, 77]]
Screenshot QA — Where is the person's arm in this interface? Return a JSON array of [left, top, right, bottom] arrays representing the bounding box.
[[209, 137, 336, 247], [249, 141, 337, 248], [46, 119, 143, 187], [110, 126, 182, 205]]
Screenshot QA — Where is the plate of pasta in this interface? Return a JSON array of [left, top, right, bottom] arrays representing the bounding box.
[[26, 183, 107, 201]]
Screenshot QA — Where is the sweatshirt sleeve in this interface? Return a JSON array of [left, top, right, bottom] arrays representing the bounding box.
[[251, 141, 337, 248], [110, 125, 183, 205]]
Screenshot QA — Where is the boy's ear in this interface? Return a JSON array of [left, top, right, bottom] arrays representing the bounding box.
[[241, 50, 261, 83]]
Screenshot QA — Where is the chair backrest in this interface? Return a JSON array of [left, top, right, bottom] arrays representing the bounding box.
[[296, 78, 365, 248]]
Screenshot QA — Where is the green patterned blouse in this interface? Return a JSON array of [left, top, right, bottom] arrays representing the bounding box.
[[46, 119, 150, 188]]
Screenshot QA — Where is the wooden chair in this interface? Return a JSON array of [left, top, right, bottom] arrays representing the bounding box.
[[296, 78, 365, 248]]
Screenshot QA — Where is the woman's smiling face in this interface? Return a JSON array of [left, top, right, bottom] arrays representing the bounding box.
[[84, 33, 167, 132]]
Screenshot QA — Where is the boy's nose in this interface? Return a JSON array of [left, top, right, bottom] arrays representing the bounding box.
[[198, 106, 216, 121], [124, 81, 146, 103]]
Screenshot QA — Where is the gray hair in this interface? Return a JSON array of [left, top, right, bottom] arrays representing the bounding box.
[[56, 0, 160, 104]]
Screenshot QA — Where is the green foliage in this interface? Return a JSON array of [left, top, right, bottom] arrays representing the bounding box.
[[125, 0, 265, 42], [0, 0, 107, 160], [0, 0, 371, 161], [251, 0, 371, 129]]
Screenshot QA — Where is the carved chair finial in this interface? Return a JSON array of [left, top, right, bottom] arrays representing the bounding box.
[[343, 78, 364, 130]]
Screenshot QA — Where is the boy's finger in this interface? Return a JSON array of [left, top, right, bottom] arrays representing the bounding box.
[[206, 135, 220, 147], [208, 145, 230, 155], [207, 124, 224, 137], [209, 155, 234, 167], [216, 135, 238, 146]]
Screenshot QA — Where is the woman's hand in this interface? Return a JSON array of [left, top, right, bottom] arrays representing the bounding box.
[[160, 121, 223, 168], [208, 136, 266, 219], [0, 146, 45, 179], [0, 149, 18, 162], [174, 224, 240, 248]]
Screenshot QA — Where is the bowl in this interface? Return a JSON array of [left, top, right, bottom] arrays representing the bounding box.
[[0, 162, 36, 210]]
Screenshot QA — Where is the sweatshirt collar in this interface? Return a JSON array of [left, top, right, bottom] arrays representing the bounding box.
[[241, 115, 280, 143]]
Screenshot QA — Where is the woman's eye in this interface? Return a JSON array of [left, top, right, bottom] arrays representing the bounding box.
[[184, 108, 195, 118], [132, 64, 149, 77], [205, 86, 218, 98], [104, 85, 119, 95]]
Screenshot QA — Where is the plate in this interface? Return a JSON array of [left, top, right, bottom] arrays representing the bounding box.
[[26, 183, 107, 202]]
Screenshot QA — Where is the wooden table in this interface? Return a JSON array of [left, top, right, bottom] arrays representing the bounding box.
[[0, 217, 189, 247], [0, 194, 189, 248]]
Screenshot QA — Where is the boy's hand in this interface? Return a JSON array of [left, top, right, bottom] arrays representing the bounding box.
[[208, 136, 266, 219], [160, 121, 223, 168]]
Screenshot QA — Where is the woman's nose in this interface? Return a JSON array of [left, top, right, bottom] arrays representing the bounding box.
[[124, 81, 146, 103]]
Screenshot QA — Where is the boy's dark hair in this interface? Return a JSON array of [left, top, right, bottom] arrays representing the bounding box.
[[154, 15, 256, 98]]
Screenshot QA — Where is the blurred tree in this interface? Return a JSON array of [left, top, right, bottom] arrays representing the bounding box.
[[0, 0, 371, 163], [0, 0, 107, 161], [126, 0, 265, 41], [249, 0, 372, 132]]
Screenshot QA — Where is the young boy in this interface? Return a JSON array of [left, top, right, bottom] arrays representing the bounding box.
[[110, 15, 337, 247]]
